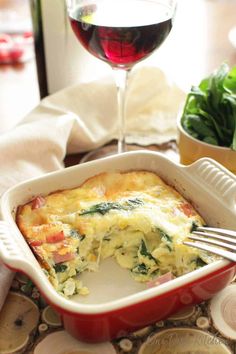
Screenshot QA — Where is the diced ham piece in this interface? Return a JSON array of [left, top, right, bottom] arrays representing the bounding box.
[[32, 196, 45, 209], [29, 239, 43, 247], [147, 272, 174, 288], [179, 202, 195, 217], [46, 231, 65, 243], [53, 251, 76, 264], [29, 231, 64, 247]]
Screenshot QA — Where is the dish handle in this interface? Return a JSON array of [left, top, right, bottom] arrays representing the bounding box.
[[0, 221, 36, 273], [183, 158, 236, 210]]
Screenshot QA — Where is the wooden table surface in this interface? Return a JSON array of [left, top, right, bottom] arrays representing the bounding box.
[[0, 0, 236, 137]]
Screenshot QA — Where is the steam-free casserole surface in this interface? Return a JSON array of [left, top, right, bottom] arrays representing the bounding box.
[[16, 170, 216, 298]]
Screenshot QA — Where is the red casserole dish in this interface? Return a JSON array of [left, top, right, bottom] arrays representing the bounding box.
[[0, 151, 235, 342]]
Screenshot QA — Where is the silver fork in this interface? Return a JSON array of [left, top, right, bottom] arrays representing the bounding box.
[[183, 226, 236, 262]]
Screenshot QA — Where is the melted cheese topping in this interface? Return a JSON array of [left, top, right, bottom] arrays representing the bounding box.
[[16, 171, 213, 297]]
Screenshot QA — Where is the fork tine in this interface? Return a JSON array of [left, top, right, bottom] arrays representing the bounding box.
[[183, 241, 236, 262], [188, 235, 236, 251], [196, 226, 236, 238], [193, 231, 236, 245]]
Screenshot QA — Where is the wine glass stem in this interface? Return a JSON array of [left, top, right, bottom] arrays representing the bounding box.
[[113, 67, 130, 154]]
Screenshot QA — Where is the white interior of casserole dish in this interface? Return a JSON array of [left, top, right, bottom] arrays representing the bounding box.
[[1, 151, 236, 313]]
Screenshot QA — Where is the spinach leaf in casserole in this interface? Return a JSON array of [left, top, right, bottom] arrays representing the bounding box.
[[139, 239, 157, 263], [132, 263, 149, 275], [54, 264, 68, 273], [157, 228, 173, 243], [79, 198, 143, 215], [70, 229, 86, 241]]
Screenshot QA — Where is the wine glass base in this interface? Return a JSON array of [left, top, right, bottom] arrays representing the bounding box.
[[80, 144, 146, 163]]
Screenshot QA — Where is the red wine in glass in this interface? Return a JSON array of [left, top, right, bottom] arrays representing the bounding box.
[[70, 1, 173, 69]]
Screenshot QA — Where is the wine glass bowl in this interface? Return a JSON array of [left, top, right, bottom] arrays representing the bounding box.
[[69, 0, 174, 69], [66, 0, 177, 160]]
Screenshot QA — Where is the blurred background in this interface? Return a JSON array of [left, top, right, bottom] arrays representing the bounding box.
[[0, 0, 236, 133]]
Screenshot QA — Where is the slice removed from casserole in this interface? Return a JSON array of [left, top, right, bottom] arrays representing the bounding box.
[[16, 171, 214, 297]]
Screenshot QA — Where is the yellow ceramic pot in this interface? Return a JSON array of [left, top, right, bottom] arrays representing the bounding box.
[[177, 116, 236, 175]]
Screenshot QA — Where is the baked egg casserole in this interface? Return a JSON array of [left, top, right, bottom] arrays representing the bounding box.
[[16, 171, 214, 298]]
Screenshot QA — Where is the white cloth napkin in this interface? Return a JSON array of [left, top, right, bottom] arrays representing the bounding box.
[[0, 66, 185, 310]]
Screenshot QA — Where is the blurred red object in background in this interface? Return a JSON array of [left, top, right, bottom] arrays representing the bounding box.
[[0, 32, 34, 64], [0, 2, 34, 65]]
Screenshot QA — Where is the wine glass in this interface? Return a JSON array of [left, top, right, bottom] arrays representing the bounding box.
[[66, 0, 177, 161]]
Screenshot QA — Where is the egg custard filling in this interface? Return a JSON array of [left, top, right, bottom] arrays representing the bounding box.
[[16, 171, 214, 297]]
